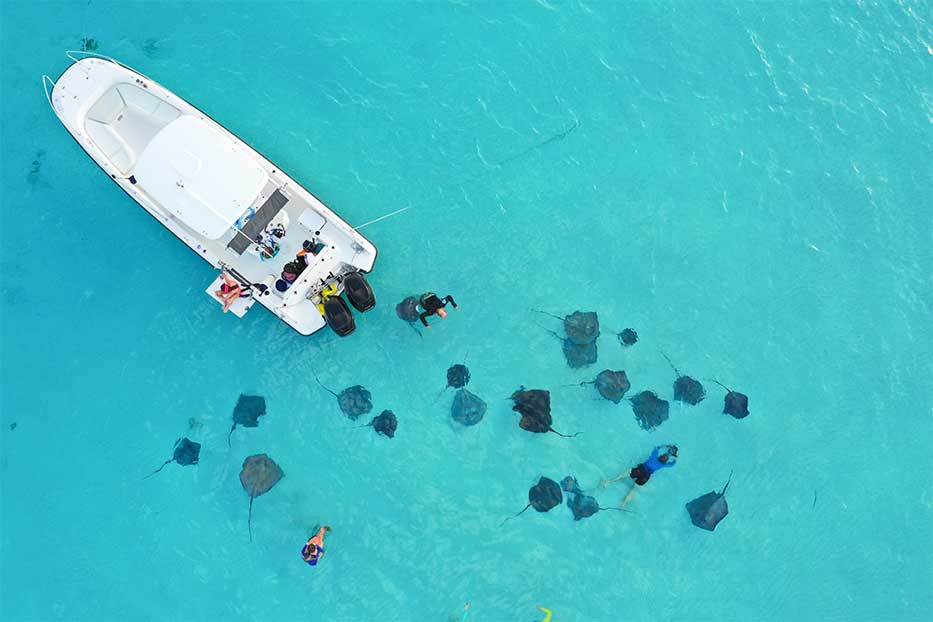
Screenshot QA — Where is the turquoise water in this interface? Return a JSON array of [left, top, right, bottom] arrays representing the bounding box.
[[2, 1, 932, 620]]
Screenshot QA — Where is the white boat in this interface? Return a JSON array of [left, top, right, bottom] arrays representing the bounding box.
[[42, 51, 377, 337]]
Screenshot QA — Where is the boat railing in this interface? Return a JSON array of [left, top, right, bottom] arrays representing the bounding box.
[[65, 49, 121, 65], [41, 75, 55, 109]]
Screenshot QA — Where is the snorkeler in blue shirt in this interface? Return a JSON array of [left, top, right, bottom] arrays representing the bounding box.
[[601, 445, 679, 508]]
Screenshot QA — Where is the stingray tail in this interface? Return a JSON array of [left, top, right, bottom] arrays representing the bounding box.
[[500, 503, 532, 526], [227, 424, 236, 448], [248, 496, 254, 543], [599, 506, 635, 514], [530, 308, 565, 321], [549, 427, 580, 438], [143, 459, 172, 479], [705, 378, 734, 393], [659, 350, 680, 376], [720, 470, 734, 496], [312, 371, 338, 398], [408, 323, 423, 339]]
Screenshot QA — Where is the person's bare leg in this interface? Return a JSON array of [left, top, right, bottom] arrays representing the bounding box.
[[600, 473, 628, 488], [620, 483, 637, 509]]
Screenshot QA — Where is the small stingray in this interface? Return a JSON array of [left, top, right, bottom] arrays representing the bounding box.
[[661, 353, 705, 405], [445, 364, 470, 389], [618, 328, 638, 347], [451, 388, 486, 426], [80, 37, 99, 51], [146, 437, 200, 477], [239, 454, 284, 542], [315, 375, 373, 421], [709, 380, 750, 419], [510, 387, 578, 437], [367, 410, 397, 438], [228, 394, 266, 445], [629, 390, 670, 430], [562, 339, 598, 368], [568, 493, 628, 520], [560, 475, 583, 495], [502, 477, 563, 524], [142, 37, 160, 58], [579, 369, 630, 403], [395, 295, 424, 337], [686, 473, 732, 531]]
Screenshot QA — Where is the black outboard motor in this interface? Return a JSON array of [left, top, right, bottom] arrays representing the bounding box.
[[342, 272, 376, 312], [322, 296, 356, 337]]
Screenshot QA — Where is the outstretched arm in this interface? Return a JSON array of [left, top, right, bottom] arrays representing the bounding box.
[[419, 310, 432, 327], [442, 295, 458, 308]]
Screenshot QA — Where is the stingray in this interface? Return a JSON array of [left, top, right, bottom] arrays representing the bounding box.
[[80, 37, 99, 52], [567, 492, 628, 520], [367, 410, 397, 438], [576, 369, 631, 403], [629, 390, 670, 430], [661, 353, 705, 405], [618, 328, 639, 347], [228, 394, 266, 445], [510, 387, 578, 437], [315, 375, 373, 421], [562, 339, 598, 368], [451, 388, 486, 426], [396, 296, 423, 336], [239, 454, 284, 542], [501, 477, 563, 524], [686, 473, 732, 531], [709, 380, 750, 419], [560, 475, 583, 495], [533, 309, 600, 345], [445, 364, 470, 390], [145, 437, 201, 478]]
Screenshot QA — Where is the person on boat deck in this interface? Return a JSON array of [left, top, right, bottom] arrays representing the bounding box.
[[602, 444, 678, 508], [214, 272, 246, 313], [418, 292, 458, 327], [300, 525, 332, 567]]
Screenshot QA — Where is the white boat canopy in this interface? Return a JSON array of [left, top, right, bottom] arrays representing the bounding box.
[[134, 115, 267, 239]]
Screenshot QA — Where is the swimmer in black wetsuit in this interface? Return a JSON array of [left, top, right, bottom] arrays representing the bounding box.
[[418, 292, 458, 327]]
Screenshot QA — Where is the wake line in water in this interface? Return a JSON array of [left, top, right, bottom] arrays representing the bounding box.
[[354, 117, 582, 230]]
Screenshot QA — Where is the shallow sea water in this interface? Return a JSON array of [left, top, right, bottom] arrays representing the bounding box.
[[2, 1, 933, 621]]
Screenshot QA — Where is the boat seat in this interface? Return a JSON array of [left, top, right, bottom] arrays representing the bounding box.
[[87, 87, 126, 123], [85, 121, 133, 172], [84, 83, 181, 175]]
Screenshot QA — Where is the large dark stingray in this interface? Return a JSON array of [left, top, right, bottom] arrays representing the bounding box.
[[534, 309, 599, 367], [451, 388, 486, 426], [445, 364, 471, 389], [567, 493, 628, 520], [501, 477, 563, 524], [367, 410, 398, 438], [576, 369, 631, 403], [709, 380, 750, 419], [510, 387, 578, 437], [563, 311, 600, 345], [396, 296, 422, 336], [629, 390, 670, 430], [315, 375, 373, 421], [686, 473, 732, 531], [228, 394, 266, 445], [562, 339, 598, 369], [146, 437, 200, 478], [240, 454, 284, 542], [661, 353, 705, 405], [618, 328, 639, 347]]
